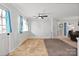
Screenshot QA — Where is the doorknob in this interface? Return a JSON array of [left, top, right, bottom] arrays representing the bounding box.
[[7, 33, 10, 36]]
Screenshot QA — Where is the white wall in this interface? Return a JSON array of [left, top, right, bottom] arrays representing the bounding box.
[[0, 4, 30, 55], [30, 16, 52, 38]]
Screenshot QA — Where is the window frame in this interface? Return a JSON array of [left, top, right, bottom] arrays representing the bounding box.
[[18, 15, 28, 33]]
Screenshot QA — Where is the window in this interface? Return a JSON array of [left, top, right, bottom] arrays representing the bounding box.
[[0, 9, 12, 34], [22, 17, 28, 32], [18, 16, 28, 33]]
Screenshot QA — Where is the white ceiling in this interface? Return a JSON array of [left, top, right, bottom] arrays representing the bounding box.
[[11, 3, 79, 17]]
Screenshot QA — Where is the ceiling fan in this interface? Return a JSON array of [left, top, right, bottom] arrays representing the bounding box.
[[33, 12, 48, 19], [38, 13, 48, 19]]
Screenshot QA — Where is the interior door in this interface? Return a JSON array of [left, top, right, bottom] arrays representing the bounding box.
[[0, 33, 9, 56], [57, 22, 64, 37]]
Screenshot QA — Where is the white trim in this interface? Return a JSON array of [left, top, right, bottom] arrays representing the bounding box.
[[77, 37, 79, 56]]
